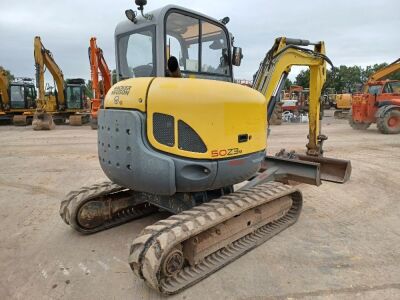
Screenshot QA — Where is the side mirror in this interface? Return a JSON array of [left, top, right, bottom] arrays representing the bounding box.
[[232, 47, 243, 66]]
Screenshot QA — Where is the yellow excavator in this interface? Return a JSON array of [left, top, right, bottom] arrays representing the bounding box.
[[60, 3, 351, 295], [32, 36, 89, 130], [0, 69, 37, 125], [334, 93, 352, 119]]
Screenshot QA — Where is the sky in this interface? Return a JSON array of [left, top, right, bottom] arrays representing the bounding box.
[[0, 0, 399, 83]]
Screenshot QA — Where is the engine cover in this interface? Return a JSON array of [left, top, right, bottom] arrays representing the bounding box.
[[98, 109, 264, 195]]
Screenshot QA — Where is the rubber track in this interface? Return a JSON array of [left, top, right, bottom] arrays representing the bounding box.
[[59, 181, 156, 234], [128, 181, 302, 294]]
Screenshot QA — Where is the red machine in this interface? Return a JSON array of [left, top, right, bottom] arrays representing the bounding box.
[[89, 37, 112, 129], [350, 58, 400, 134]]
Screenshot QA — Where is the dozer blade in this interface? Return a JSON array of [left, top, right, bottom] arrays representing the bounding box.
[[129, 181, 302, 295], [296, 154, 351, 183], [32, 111, 55, 130]]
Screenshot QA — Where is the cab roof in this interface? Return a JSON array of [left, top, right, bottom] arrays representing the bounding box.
[[115, 4, 225, 36]]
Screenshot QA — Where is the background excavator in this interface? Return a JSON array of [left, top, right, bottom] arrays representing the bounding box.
[[0, 69, 37, 125], [88, 37, 112, 129], [334, 93, 352, 119], [33, 36, 89, 130], [349, 57, 400, 133], [60, 2, 351, 295]]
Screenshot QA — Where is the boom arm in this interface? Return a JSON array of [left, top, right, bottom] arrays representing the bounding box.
[[89, 38, 100, 100], [34, 36, 65, 108], [0, 70, 10, 108], [89, 37, 112, 99], [368, 58, 400, 82], [253, 37, 330, 156]]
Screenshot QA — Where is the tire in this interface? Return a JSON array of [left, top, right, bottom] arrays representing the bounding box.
[[348, 109, 370, 130], [377, 109, 400, 134]]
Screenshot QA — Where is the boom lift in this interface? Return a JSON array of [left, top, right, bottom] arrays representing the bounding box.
[[60, 3, 351, 294], [88, 37, 112, 129], [33, 36, 89, 130], [350, 58, 400, 133], [0, 70, 37, 125]]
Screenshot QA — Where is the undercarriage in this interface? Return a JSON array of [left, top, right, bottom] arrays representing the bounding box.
[[60, 153, 350, 294]]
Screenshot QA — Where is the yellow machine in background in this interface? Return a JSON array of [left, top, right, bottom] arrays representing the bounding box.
[[334, 93, 352, 119], [33, 36, 89, 130], [61, 3, 351, 295], [0, 69, 37, 125]]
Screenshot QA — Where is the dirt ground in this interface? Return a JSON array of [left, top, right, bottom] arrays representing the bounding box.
[[0, 111, 399, 300]]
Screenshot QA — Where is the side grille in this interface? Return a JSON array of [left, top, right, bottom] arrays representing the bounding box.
[[153, 113, 174, 146], [178, 120, 207, 153]]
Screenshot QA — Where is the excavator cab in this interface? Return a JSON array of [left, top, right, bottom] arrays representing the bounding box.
[[0, 75, 36, 111], [0, 74, 37, 125], [65, 81, 86, 110], [116, 5, 239, 82], [9, 82, 36, 110]]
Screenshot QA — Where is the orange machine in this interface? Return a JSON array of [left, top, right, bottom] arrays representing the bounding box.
[[89, 37, 112, 129], [350, 58, 400, 134], [283, 85, 310, 112]]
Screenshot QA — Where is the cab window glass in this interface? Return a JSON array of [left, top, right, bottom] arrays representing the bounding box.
[[368, 85, 382, 95], [66, 86, 82, 109], [118, 27, 155, 78], [201, 21, 229, 75], [165, 12, 230, 79], [390, 81, 400, 93], [26, 86, 36, 108], [166, 13, 199, 72], [10, 85, 25, 108]]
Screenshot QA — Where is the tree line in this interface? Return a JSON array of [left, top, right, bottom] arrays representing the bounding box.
[[285, 63, 400, 93]]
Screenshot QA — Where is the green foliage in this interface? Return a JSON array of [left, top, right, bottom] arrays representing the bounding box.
[[0, 66, 15, 82], [295, 69, 309, 88], [112, 69, 118, 85], [294, 62, 400, 93], [85, 80, 93, 98], [284, 78, 293, 90]]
